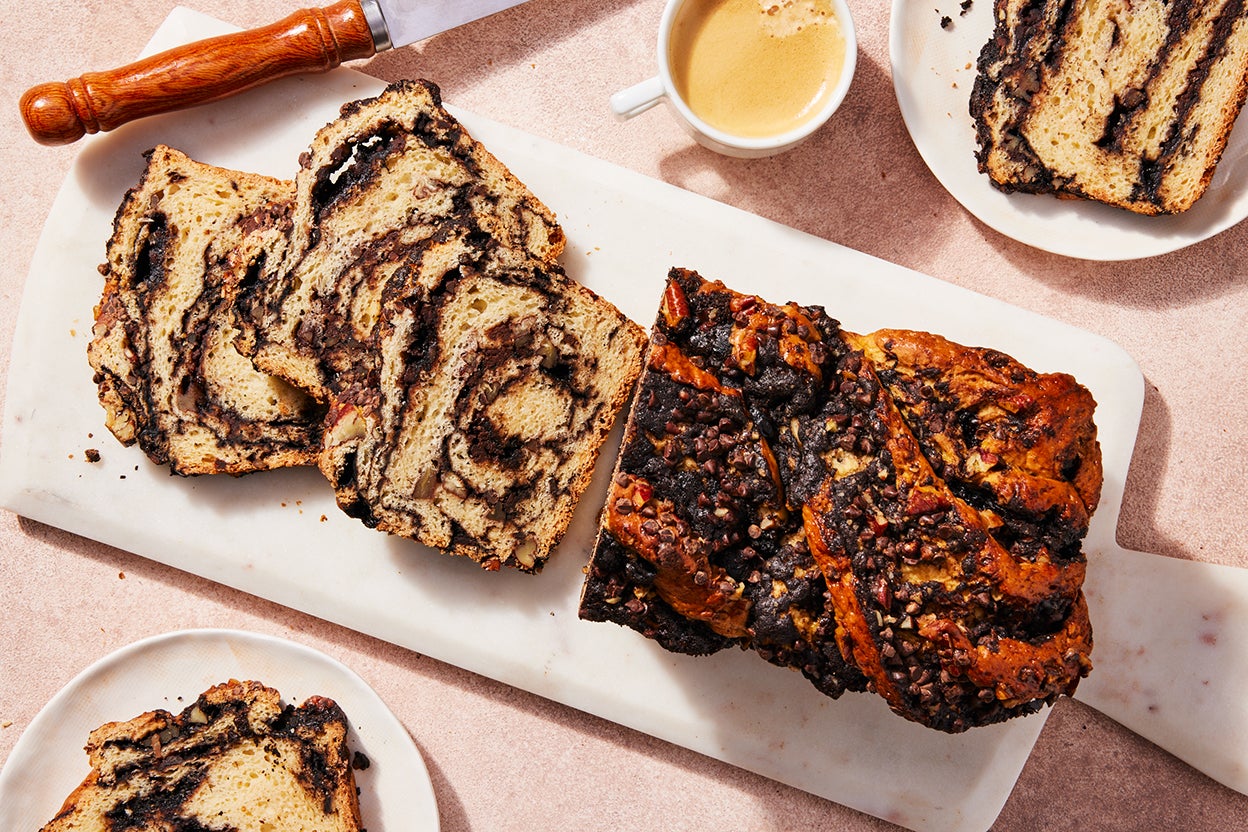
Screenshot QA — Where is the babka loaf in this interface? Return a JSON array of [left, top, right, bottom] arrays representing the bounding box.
[[970, 0, 1248, 214], [234, 78, 567, 403], [580, 269, 1102, 731], [88, 145, 323, 476], [39, 680, 362, 832], [320, 229, 646, 572]]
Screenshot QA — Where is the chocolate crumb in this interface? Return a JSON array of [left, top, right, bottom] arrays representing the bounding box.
[[960, 0, 972, 13], [85, 448, 101, 463], [940, 14, 952, 28], [352, 751, 371, 770]]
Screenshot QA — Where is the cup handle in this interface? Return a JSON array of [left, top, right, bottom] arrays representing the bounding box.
[[610, 76, 667, 121]]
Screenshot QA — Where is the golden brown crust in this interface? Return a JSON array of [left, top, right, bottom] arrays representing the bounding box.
[[854, 329, 1103, 530], [581, 269, 872, 698], [605, 473, 753, 638], [798, 345, 1093, 729]]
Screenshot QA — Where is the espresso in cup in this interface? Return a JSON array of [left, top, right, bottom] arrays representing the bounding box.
[[668, 0, 849, 139], [609, 0, 855, 157]]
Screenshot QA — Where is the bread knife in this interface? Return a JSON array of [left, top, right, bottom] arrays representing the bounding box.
[[18, 0, 529, 146]]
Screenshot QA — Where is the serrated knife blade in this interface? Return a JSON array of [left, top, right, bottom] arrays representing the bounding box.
[[362, 0, 530, 50]]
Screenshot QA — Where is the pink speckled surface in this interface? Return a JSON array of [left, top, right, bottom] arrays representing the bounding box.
[[2, 2, 1247, 831]]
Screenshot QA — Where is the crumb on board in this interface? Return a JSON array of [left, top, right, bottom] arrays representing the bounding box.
[[938, 0, 971, 28], [85, 448, 101, 462]]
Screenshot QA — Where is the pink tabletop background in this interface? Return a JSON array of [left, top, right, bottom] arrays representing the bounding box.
[[3, 1, 1247, 830]]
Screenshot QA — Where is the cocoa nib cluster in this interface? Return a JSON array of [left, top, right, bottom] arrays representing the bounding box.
[[579, 268, 1102, 732]]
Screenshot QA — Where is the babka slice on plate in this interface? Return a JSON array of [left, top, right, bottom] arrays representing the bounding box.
[[39, 680, 362, 832], [88, 145, 323, 476], [970, 0, 1248, 214]]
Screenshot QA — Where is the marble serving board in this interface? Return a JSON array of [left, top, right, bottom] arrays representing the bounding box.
[[5, 7, 1243, 831]]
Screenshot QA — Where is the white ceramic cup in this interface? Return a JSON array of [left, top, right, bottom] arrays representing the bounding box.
[[611, 0, 857, 158]]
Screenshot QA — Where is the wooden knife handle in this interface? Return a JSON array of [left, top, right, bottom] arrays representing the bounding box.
[[19, 0, 377, 146]]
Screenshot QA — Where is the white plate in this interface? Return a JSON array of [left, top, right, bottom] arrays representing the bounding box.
[[889, 0, 1248, 260], [0, 629, 438, 832], [0, 8, 1146, 832]]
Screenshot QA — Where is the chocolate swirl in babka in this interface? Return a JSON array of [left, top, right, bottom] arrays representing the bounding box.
[[970, 0, 1248, 214], [39, 681, 362, 832], [89, 145, 324, 476], [233, 79, 567, 403], [320, 231, 645, 572]]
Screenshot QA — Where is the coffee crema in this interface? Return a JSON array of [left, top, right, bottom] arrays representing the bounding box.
[[669, 0, 846, 139]]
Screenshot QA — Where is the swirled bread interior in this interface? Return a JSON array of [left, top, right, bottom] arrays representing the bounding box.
[[234, 79, 567, 402], [970, 0, 1248, 214], [39, 680, 362, 832], [321, 231, 646, 572], [88, 145, 323, 475]]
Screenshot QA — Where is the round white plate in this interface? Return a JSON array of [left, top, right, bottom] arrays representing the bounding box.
[[0, 629, 438, 832], [889, 0, 1248, 260]]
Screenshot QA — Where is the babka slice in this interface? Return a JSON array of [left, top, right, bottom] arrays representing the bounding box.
[[234, 79, 566, 404], [39, 680, 362, 832], [320, 230, 646, 572], [88, 145, 324, 476], [580, 269, 868, 698], [970, 0, 1248, 214]]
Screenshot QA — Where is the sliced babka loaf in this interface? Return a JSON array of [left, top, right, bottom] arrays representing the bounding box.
[[234, 79, 566, 404], [40, 680, 362, 832], [580, 269, 868, 698], [581, 269, 1103, 731], [320, 230, 646, 572], [88, 145, 324, 476], [970, 0, 1248, 214]]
